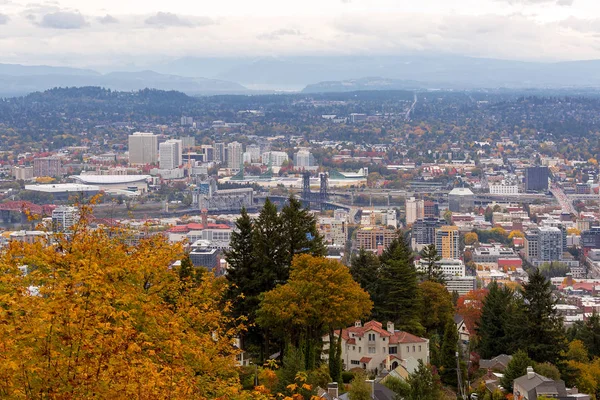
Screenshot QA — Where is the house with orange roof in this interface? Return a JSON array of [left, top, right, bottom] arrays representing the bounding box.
[[322, 320, 429, 374]]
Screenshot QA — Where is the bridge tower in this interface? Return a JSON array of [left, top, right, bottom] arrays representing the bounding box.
[[319, 173, 329, 211], [302, 172, 311, 201]]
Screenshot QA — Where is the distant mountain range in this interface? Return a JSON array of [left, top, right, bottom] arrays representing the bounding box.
[[149, 55, 600, 90], [0, 64, 247, 97], [9, 55, 600, 97]]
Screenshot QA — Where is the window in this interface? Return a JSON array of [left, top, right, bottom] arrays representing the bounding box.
[[368, 346, 376, 354], [407, 346, 410, 352], [368, 333, 375, 341], [419, 345, 422, 352], [413, 346, 416, 352], [359, 347, 361, 353], [351, 360, 360, 365], [382, 337, 386, 341], [383, 347, 386, 353], [389, 346, 397, 354], [353, 346, 356, 351]]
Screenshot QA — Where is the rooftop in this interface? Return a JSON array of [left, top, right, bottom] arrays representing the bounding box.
[[24, 183, 100, 193]]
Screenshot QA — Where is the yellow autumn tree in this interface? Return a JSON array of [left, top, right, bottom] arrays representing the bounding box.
[[0, 208, 249, 399], [464, 232, 478, 246], [508, 230, 525, 239]]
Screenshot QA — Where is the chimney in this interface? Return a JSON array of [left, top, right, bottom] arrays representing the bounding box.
[[387, 321, 395, 333], [201, 208, 208, 228], [327, 382, 339, 399], [527, 366, 535, 379], [355, 320, 362, 328], [367, 380, 375, 398]]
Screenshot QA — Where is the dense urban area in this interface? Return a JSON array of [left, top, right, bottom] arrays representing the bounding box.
[[2, 86, 600, 399]]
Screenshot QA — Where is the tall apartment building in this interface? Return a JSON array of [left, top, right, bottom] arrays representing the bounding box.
[[12, 166, 34, 181], [51, 206, 80, 232], [294, 149, 315, 168], [227, 142, 243, 169], [423, 201, 439, 218], [406, 197, 424, 225], [246, 144, 261, 163], [412, 218, 445, 251], [214, 142, 226, 163], [355, 226, 397, 251], [525, 166, 549, 191], [128, 132, 158, 165], [181, 136, 196, 149], [262, 151, 289, 167], [159, 139, 183, 170], [525, 226, 563, 264], [33, 157, 62, 178], [435, 225, 460, 260]]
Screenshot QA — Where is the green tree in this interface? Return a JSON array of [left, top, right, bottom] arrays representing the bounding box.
[[500, 350, 534, 392], [522, 269, 566, 364], [348, 372, 371, 400], [418, 281, 454, 337], [440, 319, 459, 388], [277, 345, 305, 395], [281, 195, 327, 266], [534, 362, 561, 381], [377, 235, 422, 333], [477, 281, 525, 358], [406, 360, 442, 400], [383, 376, 411, 399], [349, 248, 381, 302], [177, 254, 203, 286], [419, 244, 444, 284], [569, 313, 600, 358]]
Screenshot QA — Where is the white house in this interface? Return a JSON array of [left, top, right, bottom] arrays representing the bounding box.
[[323, 320, 429, 374]]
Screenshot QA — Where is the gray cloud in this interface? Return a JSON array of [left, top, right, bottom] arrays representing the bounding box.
[[98, 14, 119, 25], [0, 14, 10, 25], [258, 28, 302, 40], [37, 11, 88, 29], [144, 12, 213, 28]]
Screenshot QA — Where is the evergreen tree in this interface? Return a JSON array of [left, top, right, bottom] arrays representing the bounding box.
[[419, 244, 445, 284], [569, 313, 600, 358], [440, 319, 459, 388], [277, 345, 305, 395], [349, 248, 381, 301], [253, 198, 288, 285], [406, 360, 441, 400], [177, 254, 203, 286], [522, 269, 566, 364], [477, 281, 525, 358], [377, 235, 422, 333], [281, 195, 326, 265], [500, 350, 534, 392]]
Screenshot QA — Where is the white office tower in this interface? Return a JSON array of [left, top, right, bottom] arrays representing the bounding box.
[[246, 144, 261, 162], [405, 197, 424, 225], [52, 206, 80, 232], [227, 142, 243, 169], [294, 149, 315, 168], [262, 151, 289, 167], [159, 139, 183, 170], [128, 132, 158, 165]]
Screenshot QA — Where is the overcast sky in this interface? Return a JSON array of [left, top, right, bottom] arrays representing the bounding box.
[[2, 0, 600, 68]]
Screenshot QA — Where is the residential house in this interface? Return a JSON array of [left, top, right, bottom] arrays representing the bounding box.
[[323, 320, 429, 374], [479, 354, 512, 372], [513, 366, 590, 400]]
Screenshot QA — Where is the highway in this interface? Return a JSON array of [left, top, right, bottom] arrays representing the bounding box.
[[405, 92, 418, 121], [550, 185, 577, 215]]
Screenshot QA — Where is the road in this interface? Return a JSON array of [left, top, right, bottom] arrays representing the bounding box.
[[550, 185, 577, 215], [405, 92, 417, 121]]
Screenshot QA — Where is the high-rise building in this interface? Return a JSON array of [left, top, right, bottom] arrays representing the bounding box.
[[406, 197, 424, 225], [128, 132, 158, 165], [227, 142, 243, 170], [12, 166, 34, 181], [294, 149, 315, 168], [180, 116, 194, 126], [214, 143, 225, 163], [246, 144, 261, 163], [262, 151, 289, 167], [355, 226, 397, 251], [201, 145, 214, 162], [435, 225, 460, 260], [33, 157, 62, 177], [159, 139, 183, 170], [51, 206, 80, 232], [525, 166, 549, 191], [448, 188, 475, 212], [423, 201, 439, 218], [412, 218, 445, 250], [525, 226, 563, 263], [181, 136, 196, 150]]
